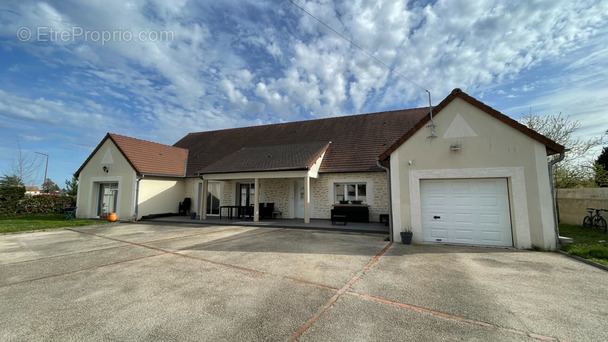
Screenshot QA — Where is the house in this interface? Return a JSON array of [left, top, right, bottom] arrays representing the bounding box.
[[24, 186, 40, 196], [75, 89, 565, 249]]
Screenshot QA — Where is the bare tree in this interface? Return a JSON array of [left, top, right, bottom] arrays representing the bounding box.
[[520, 113, 606, 188], [6, 139, 43, 187]]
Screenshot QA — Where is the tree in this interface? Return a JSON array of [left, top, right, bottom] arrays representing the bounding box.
[[595, 147, 608, 187], [597, 147, 608, 170], [6, 139, 43, 187], [65, 176, 78, 196], [520, 113, 605, 188], [42, 179, 60, 194], [0, 174, 24, 187]]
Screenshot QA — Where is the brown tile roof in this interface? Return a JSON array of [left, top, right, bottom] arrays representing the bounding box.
[[25, 186, 40, 191], [174, 108, 429, 176], [199, 142, 331, 174], [379, 88, 566, 160], [75, 133, 188, 177]]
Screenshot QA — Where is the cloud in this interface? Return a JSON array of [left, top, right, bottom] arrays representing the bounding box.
[[0, 0, 606, 182]]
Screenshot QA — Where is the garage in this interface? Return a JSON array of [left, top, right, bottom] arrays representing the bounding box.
[[420, 178, 513, 247]]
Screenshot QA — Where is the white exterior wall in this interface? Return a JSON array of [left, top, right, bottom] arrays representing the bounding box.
[[76, 139, 137, 221], [138, 177, 186, 218], [390, 97, 557, 249]]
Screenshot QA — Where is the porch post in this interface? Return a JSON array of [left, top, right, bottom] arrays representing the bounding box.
[[254, 178, 260, 222], [201, 179, 208, 220], [304, 176, 310, 223]]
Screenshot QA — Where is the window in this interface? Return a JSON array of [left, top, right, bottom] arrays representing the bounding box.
[[334, 183, 366, 203]]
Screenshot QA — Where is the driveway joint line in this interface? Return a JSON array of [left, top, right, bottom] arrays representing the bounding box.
[[344, 291, 569, 342], [0, 254, 162, 288], [176, 228, 287, 249], [66, 228, 287, 276], [288, 241, 393, 342], [69, 225, 248, 246], [0, 244, 131, 267]]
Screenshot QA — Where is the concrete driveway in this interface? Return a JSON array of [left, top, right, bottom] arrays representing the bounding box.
[[1, 223, 606, 341]]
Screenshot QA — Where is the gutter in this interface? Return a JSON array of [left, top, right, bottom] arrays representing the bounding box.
[[134, 175, 144, 221], [376, 157, 393, 242], [548, 149, 568, 247]]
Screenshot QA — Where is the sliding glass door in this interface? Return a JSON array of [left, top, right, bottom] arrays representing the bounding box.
[[97, 183, 118, 218]]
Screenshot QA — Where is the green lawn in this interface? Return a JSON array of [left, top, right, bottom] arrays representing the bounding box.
[[0, 213, 108, 234], [560, 223, 608, 267]]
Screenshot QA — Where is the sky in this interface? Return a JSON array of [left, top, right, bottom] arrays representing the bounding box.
[[0, 0, 607, 188]]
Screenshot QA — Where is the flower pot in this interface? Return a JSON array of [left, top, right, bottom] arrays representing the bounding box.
[[400, 232, 413, 245], [190, 213, 196, 219], [107, 212, 117, 222]]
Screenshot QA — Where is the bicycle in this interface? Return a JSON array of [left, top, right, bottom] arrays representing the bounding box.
[[582, 208, 607, 233]]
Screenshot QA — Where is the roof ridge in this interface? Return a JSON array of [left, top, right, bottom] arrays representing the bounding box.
[[182, 107, 428, 137], [109, 133, 188, 151]]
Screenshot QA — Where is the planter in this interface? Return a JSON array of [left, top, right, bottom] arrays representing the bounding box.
[[107, 212, 117, 222], [339, 201, 349, 204], [400, 232, 413, 245], [190, 213, 197, 219], [351, 200, 362, 205]]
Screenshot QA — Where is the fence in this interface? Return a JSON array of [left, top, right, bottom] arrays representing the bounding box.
[[556, 188, 608, 225]]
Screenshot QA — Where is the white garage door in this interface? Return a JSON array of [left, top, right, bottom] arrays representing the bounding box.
[[420, 178, 513, 247]]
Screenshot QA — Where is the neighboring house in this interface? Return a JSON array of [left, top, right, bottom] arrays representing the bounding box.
[[24, 186, 40, 196], [75, 89, 565, 249]]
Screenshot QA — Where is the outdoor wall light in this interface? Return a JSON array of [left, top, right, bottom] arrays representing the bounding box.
[[103, 166, 109, 173], [450, 143, 462, 151]]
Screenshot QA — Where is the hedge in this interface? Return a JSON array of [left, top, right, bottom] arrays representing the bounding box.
[[19, 195, 76, 214], [0, 186, 26, 214]]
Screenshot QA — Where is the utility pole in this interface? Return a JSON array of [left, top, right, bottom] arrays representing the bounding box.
[[34, 152, 49, 194]]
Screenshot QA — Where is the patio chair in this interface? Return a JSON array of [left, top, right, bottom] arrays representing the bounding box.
[[65, 206, 77, 220], [179, 198, 192, 215]]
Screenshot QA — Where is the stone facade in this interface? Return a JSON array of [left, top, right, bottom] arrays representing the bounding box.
[[259, 178, 293, 218], [182, 172, 389, 222], [311, 172, 388, 222]]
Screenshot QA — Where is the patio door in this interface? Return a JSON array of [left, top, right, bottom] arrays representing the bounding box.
[[294, 180, 305, 218], [239, 183, 255, 207], [206, 182, 222, 216], [97, 182, 118, 218]]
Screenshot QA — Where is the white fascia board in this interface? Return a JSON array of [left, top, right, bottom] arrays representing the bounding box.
[[307, 151, 326, 179], [203, 170, 310, 180]]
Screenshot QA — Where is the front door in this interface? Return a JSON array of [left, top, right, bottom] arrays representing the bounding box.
[[294, 180, 305, 218], [97, 182, 118, 218]]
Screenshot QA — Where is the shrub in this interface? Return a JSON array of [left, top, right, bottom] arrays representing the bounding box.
[[19, 195, 76, 214], [0, 186, 26, 214]]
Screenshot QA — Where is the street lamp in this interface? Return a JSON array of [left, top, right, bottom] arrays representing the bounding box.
[[34, 152, 49, 194]]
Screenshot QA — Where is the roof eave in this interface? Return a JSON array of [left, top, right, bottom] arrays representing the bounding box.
[[378, 88, 566, 160], [197, 166, 310, 176]]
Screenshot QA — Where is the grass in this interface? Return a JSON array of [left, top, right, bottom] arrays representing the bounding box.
[[0, 213, 108, 234], [560, 223, 608, 267]]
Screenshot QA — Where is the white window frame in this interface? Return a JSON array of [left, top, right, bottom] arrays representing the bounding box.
[[334, 182, 367, 203]]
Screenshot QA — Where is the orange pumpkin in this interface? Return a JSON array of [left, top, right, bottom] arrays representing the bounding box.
[[107, 212, 117, 222]]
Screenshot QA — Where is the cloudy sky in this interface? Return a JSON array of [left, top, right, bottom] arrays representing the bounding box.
[[1, 0, 607, 188]]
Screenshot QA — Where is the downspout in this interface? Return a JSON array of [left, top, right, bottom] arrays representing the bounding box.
[[426, 90, 436, 139], [134, 175, 144, 221], [376, 157, 393, 242], [548, 149, 567, 247]]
